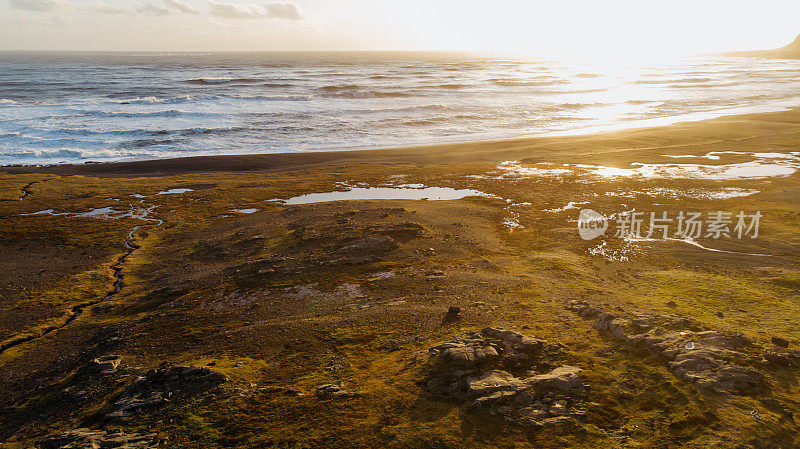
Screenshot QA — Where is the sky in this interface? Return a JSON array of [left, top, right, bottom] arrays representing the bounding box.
[[1, 0, 800, 60]]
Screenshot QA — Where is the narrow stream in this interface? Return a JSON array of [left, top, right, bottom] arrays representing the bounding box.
[[0, 207, 162, 355], [19, 182, 36, 201], [0, 180, 38, 203]]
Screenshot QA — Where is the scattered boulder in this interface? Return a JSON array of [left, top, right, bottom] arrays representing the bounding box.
[[771, 336, 790, 348], [61, 385, 90, 401], [566, 300, 600, 318], [467, 370, 525, 397], [36, 428, 158, 449], [284, 387, 304, 396], [429, 340, 499, 369], [108, 392, 169, 419], [442, 306, 461, 325], [315, 383, 360, 399], [87, 355, 122, 375], [482, 327, 547, 355], [525, 365, 583, 395], [763, 349, 800, 367]]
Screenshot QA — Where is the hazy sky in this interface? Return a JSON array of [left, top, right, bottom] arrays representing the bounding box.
[[2, 0, 799, 60]]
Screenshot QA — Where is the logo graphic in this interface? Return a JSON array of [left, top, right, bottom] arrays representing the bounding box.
[[578, 209, 607, 240]]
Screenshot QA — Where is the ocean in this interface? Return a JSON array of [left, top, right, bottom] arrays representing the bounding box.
[[1, 51, 799, 166]]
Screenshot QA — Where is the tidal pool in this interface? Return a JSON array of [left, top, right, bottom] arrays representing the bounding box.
[[274, 186, 498, 205], [21, 205, 159, 221], [499, 151, 800, 180], [157, 188, 194, 195]]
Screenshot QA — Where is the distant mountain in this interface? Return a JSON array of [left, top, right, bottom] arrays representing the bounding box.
[[723, 33, 800, 58]]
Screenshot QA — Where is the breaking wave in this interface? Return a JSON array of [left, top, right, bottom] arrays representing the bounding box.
[[3, 52, 800, 165]]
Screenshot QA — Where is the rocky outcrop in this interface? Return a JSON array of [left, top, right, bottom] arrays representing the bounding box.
[[763, 349, 800, 367], [106, 365, 226, 419], [525, 365, 583, 394], [429, 339, 499, 369], [441, 306, 461, 324], [36, 428, 158, 448], [369, 222, 424, 241], [314, 383, 360, 399], [426, 327, 585, 428], [87, 355, 122, 375], [570, 300, 764, 394], [466, 370, 524, 396]]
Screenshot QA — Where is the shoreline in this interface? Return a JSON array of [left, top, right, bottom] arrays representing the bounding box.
[[4, 106, 800, 177]]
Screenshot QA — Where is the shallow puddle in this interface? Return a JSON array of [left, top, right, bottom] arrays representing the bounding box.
[[274, 186, 498, 205], [599, 187, 760, 200], [21, 205, 159, 222], [156, 188, 194, 195], [499, 151, 800, 180], [627, 236, 773, 257], [543, 201, 589, 213]]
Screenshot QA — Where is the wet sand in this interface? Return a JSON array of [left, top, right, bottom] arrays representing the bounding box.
[[5, 107, 800, 177]]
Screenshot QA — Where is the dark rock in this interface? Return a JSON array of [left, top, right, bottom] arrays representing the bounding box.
[[284, 387, 303, 396], [541, 415, 575, 427], [763, 349, 800, 367], [107, 365, 226, 419], [482, 327, 525, 343], [335, 235, 396, 258], [482, 327, 545, 355], [772, 336, 790, 348], [761, 396, 793, 416], [426, 269, 445, 278], [36, 428, 158, 449], [108, 391, 169, 418], [87, 355, 122, 375], [525, 366, 583, 395], [430, 341, 499, 369], [61, 386, 89, 400], [315, 383, 359, 398], [467, 370, 525, 397], [442, 306, 461, 324], [370, 222, 424, 241], [566, 300, 601, 318], [471, 390, 518, 409]]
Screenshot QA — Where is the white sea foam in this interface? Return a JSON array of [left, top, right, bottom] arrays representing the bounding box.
[[4, 53, 800, 165]]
